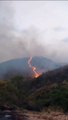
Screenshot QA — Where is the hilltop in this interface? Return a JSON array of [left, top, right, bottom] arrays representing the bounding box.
[[0, 56, 60, 79]]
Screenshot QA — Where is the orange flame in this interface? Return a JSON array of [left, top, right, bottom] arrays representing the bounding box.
[[28, 57, 41, 78]]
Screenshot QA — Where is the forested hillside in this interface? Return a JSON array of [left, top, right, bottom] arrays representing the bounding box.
[[0, 66, 68, 112]]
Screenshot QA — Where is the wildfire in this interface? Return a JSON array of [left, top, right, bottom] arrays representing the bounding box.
[[28, 57, 41, 78]]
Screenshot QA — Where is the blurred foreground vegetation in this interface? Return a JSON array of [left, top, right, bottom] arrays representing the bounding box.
[[0, 66, 68, 112]]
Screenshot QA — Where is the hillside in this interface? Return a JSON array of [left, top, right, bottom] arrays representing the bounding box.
[[0, 56, 59, 79], [0, 65, 68, 112]]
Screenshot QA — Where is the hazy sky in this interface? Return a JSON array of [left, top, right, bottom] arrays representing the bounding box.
[[0, 1, 68, 63]]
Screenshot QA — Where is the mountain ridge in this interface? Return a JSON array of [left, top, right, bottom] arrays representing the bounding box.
[[0, 56, 60, 79]]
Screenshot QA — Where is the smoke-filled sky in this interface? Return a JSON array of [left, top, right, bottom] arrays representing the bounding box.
[[0, 1, 68, 63]]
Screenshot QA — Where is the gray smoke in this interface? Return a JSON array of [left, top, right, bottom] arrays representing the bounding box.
[[0, 1, 68, 64], [0, 1, 48, 63]]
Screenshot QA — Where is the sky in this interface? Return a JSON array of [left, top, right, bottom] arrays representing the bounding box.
[[0, 1, 68, 63]]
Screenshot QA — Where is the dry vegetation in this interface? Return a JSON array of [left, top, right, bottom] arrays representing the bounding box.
[[17, 110, 68, 120]]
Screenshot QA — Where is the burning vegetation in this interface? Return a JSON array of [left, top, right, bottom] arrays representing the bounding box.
[[28, 57, 42, 78]]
